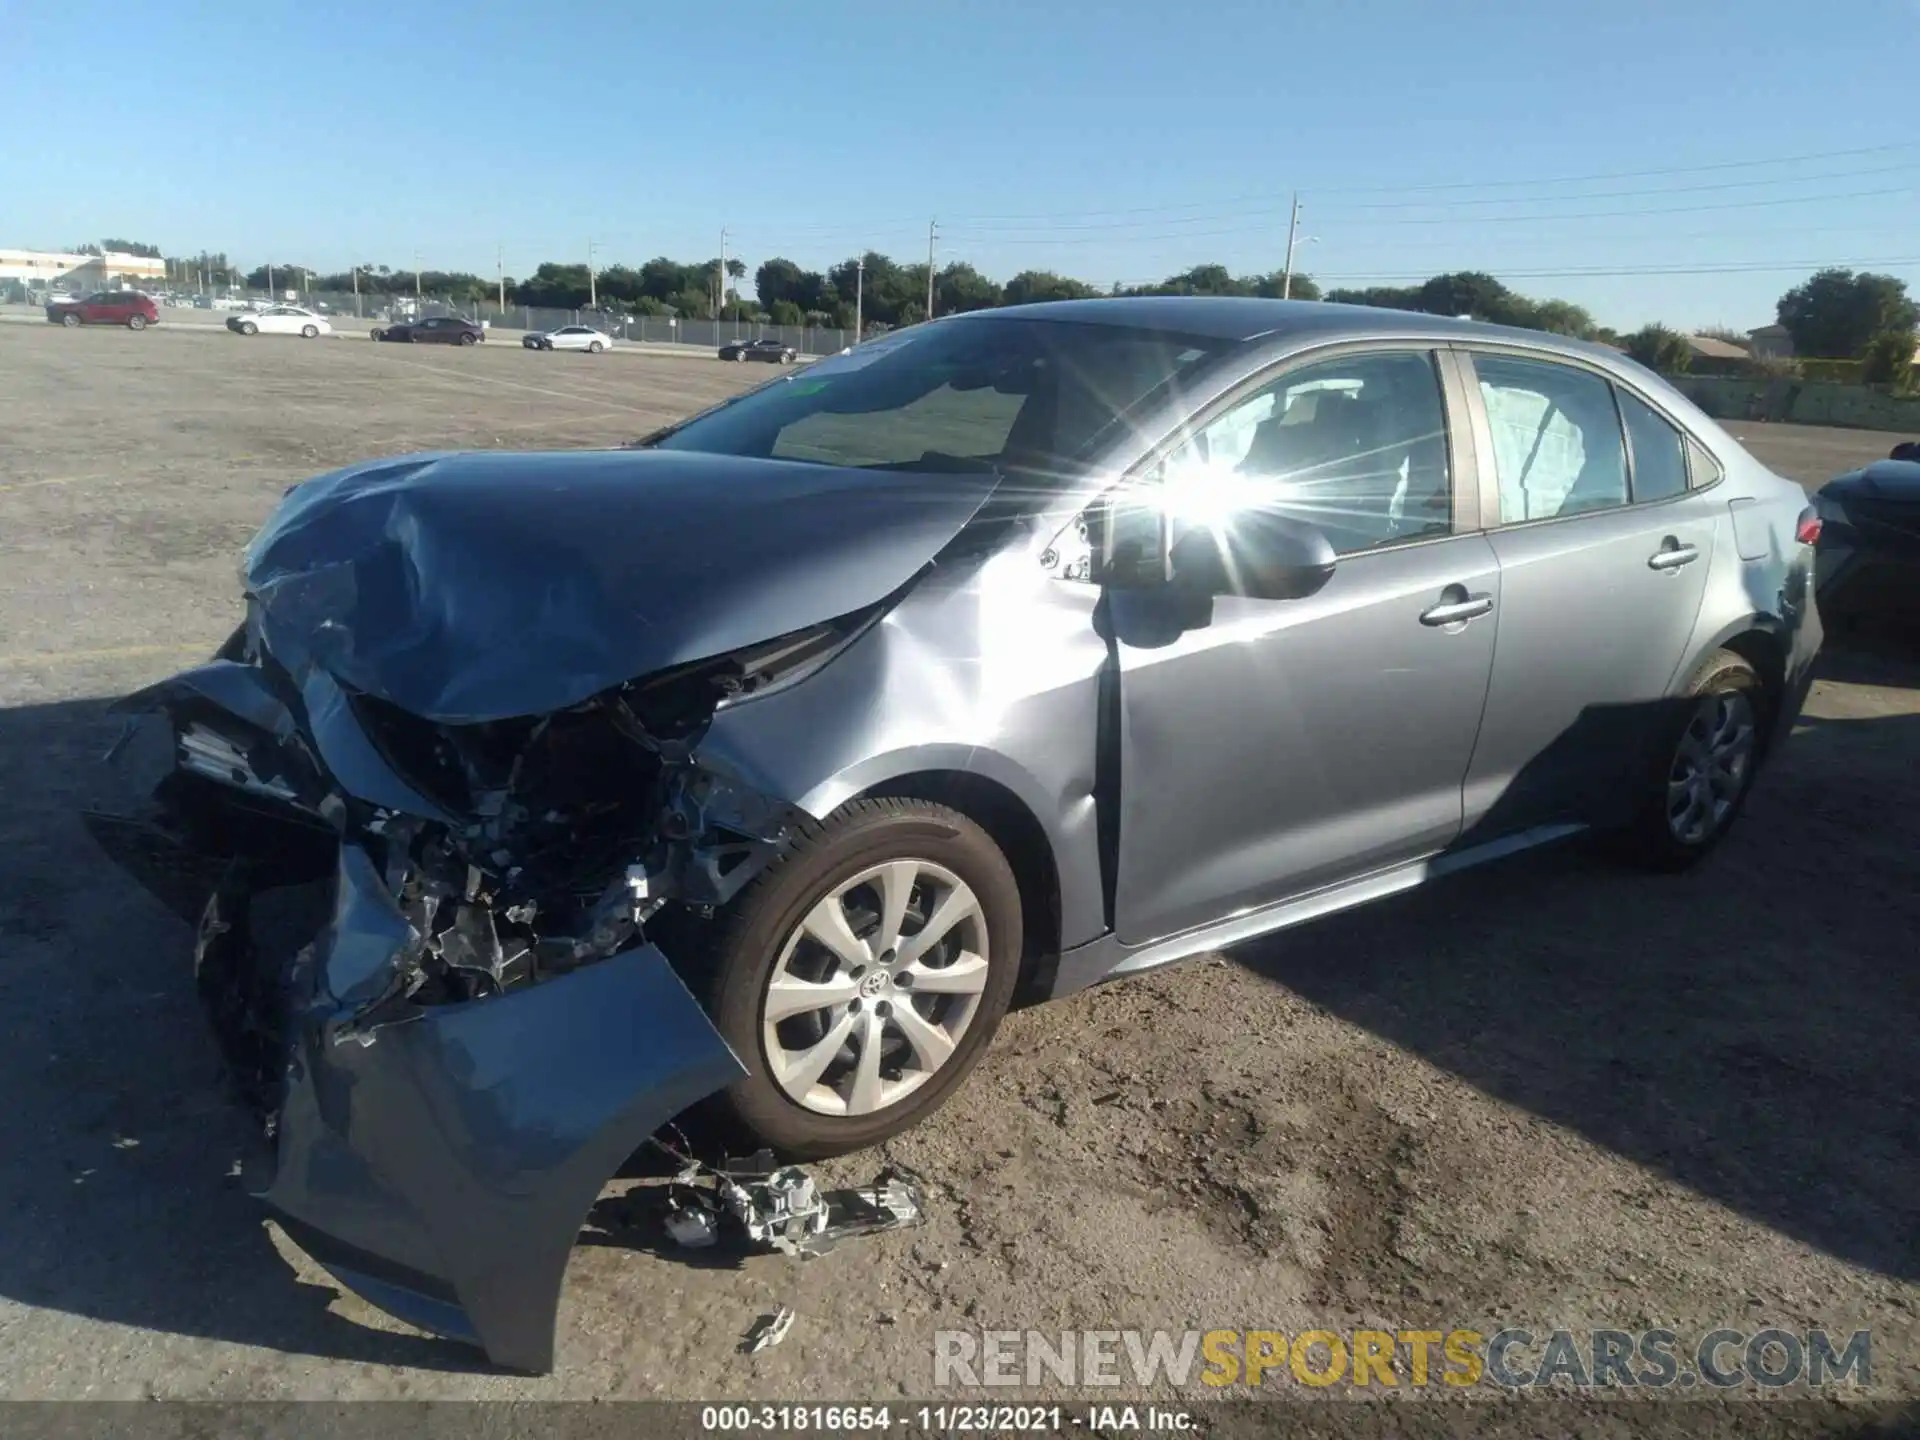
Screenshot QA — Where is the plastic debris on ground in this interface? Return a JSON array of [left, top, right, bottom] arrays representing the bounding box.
[[742, 1306, 796, 1353], [650, 1131, 925, 1259]]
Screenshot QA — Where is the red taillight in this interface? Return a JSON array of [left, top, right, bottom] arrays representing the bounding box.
[[1795, 508, 1822, 546]]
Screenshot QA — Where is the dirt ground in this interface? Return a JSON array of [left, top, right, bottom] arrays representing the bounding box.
[[0, 323, 1914, 1426]]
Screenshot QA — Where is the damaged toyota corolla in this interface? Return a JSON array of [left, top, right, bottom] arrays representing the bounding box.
[[87, 297, 1820, 1372]]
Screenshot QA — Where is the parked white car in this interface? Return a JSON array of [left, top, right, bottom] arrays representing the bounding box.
[[226, 305, 333, 338], [524, 324, 611, 353]]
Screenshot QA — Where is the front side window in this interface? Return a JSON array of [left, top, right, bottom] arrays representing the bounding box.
[[655, 316, 1229, 480], [1617, 388, 1688, 502], [1473, 354, 1627, 523], [1156, 350, 1454, 556]]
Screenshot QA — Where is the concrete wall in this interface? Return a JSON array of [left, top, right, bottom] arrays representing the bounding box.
[[1669, 375, 1920, 435]]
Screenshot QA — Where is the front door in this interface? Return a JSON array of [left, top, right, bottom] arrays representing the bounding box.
[[1108, 347, 1500, 946], [1454, 350, 1717, 836]]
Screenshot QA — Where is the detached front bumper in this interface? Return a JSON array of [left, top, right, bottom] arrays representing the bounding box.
[[86, 660, 752, 1374]]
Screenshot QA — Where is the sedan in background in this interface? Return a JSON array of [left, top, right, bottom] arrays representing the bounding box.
[[524, 324, 611, 353], [371, 316, 485, 345], [718, 337, 796, 363], [45, 290, 159, 329], [89, 298, 1821, 1375], [1813, 441, 1920, 630], [227, 305, 332, 339]]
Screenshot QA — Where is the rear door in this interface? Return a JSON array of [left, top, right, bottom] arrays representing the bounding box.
[[1455, 349, 1717, 836]]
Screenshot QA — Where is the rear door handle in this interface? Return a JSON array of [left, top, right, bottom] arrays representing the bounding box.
[[1647, 542, 1700, 571], [1420, 593, 1494, 626]]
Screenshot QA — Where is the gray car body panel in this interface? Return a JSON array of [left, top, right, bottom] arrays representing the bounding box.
[[87, 298, 1818, 1372]]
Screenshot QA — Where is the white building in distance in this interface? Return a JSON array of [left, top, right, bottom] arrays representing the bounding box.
[[0, 248, 169, 290]]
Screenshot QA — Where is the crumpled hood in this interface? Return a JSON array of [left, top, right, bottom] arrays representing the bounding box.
[[1822, 458, 1920, 502], [245, 448, 997, 724]]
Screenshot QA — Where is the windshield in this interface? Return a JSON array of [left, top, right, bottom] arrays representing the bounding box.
[[654, 316, 1230, 481]]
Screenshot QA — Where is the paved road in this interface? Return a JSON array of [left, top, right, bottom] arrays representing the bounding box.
[[0, 323, 1913, 1417]]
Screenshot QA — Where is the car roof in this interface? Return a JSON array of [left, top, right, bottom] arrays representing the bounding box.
[[953, 295, 1622, 363]]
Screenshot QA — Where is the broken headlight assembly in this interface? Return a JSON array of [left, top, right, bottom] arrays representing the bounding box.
[[334, 609, 881, 1024]]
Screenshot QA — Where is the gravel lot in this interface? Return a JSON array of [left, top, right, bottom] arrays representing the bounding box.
[[0, 323, 1914, 1425]]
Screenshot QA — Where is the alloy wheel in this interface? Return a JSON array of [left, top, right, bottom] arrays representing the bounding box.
[[1666, 690, 1756, 845], [763, 858, 991, 1117]]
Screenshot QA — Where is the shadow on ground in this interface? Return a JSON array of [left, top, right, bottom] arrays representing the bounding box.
[[1, 638, 1915, 1369], [1228, 639, 1920, 1286], [0, 696, 490, 1372]]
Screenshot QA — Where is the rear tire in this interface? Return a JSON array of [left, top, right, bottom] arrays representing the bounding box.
[[589, 340, 604, 353], [301, 324, 318, 339], [692, 798, 1023, 1159], [1614, 650, 1768, 871]]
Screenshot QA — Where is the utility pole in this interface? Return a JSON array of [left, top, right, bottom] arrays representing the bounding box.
[[717, 225, 729, 328], [352, 264, 360, 317], [415, 252, 423, 300], [1282, 192, 1300, 300], [587, 240, 597, 309], [497, 244, 505, 311], [855, 255, 865, 342], [926, 218, 938, 321], [267, 263, 274, 297]]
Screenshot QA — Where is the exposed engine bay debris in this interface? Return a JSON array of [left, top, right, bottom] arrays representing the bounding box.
[[653, 1138, 925, 1259], [742, 1306, 797, 1354]]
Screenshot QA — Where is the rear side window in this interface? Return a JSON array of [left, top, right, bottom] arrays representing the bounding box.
[[1473, 354, 1628, 523], [1686, 437, 1725, 489], [1617, 389, 1688, 502]]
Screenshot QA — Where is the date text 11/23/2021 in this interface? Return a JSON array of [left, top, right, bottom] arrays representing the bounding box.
[[698, 1405, 1195, 1431]]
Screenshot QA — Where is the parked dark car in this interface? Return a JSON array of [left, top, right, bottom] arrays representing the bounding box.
[[370, 315, 484, 345], [86, 298, 1821, 1374], [45, 290, 159, 329], [1813, 441, 1920, 628], [719, 337, 796, 363]]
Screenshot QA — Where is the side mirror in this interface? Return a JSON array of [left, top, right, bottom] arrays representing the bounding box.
[[1168, 510, 1337, 601]]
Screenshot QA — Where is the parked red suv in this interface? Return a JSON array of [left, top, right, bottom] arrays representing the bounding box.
[[46, 291, 160, 330]]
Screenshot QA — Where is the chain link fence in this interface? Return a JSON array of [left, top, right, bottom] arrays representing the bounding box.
[[235, 289, 851, 355]]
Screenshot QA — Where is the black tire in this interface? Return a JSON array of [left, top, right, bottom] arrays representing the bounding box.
[[62, 312, 80, 328], [300, 324, 318, 339], [1616, 650, 1769, 871], [128, 314, 147, 330], [370, 329, 385, 342], [239, 321, 257, 336], [458, 331, 477, 346], [693, 798, 1023, 1159], [588, 340, 604, 353]]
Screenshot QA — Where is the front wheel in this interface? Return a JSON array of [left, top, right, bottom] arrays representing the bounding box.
[[1615, 650, 1767, 871], [127, 314, 147, 330], [694, 798, 1023, 1159], [239, 321, 258, 336], [458, 332, 477, 346], [62, 312, 80, 328]]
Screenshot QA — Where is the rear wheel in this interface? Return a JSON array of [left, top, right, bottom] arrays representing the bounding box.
[[301, 324, 318, 339], [693, 798, 1023, 1159], [1617, 650, 1767, 870], [588, 340, 605, 353]]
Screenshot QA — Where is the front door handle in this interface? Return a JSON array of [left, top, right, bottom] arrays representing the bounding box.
[[1420, 592, 1495, 626], [1647, 541, 1700, 571]]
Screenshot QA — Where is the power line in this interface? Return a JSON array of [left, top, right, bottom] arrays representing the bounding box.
[[939, 185, 1918, 247], [1307, 256, 1920, 283]]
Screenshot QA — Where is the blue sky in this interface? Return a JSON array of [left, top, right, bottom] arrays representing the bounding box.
[[3, 0, 1916, 331]]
